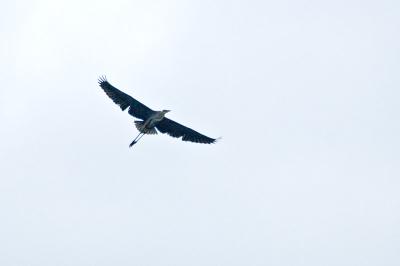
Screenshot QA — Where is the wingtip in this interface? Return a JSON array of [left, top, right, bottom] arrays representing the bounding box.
[[213, 137, 222, 144], [98, 75, 108, 85]]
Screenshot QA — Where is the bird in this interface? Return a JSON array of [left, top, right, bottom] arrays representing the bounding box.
[[98, 76, 218, 147]]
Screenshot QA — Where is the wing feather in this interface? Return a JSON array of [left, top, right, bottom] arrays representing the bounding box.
[[98, 76, 154, 120], [156, 118, 217, 144]]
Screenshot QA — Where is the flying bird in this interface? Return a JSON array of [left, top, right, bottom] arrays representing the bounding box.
[[98, 76, 218, 147]]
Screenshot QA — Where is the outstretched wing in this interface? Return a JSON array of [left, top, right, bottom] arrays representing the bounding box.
[[98, 76, 154, 120], [156, 118, 217, 144]]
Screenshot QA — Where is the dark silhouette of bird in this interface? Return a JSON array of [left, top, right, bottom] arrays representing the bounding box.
[[98, 76, 218, 147]]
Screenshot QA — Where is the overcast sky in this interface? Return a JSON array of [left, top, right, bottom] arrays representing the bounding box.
[[1, 0, 400, 265]]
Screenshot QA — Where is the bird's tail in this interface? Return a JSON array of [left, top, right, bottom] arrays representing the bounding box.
[[134, 120, 145, 132], [134, 121, 157, 135]]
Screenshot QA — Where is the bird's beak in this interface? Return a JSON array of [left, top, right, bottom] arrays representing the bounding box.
[[165, 110, 171, 113]]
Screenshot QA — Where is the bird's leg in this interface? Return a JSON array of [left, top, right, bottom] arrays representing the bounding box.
[[136, 133, 145, 142], [129, 133, 146, 148], [129, 133, 143, 148]]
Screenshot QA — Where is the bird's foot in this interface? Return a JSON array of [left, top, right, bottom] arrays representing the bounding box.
[[129, 140, 137, 148]]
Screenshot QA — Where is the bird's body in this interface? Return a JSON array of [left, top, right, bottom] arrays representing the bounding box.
[[98, 76, 218, 147], [134, 110, 170, 135]]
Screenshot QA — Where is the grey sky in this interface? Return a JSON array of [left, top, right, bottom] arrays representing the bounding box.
[[1, 0, 399, 265]]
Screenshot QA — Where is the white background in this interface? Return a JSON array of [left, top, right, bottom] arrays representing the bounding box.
[[1, 0, 399, 265]]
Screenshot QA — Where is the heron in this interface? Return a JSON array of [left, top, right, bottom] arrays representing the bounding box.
[[98, 76, 218, 147]]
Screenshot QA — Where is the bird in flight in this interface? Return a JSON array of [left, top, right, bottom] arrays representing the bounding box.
[[98, 76, 218, 147]]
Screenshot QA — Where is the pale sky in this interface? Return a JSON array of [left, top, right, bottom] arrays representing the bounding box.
[[1, 1, 400, 265]]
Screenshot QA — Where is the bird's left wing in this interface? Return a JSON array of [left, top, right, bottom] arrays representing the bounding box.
[[156, 118, 217, 144], [98, 76, 154, 120]]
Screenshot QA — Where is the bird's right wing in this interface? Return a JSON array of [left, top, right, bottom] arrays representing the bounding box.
[[156, 118, 217, 144], [98, 76, 154, 120]]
